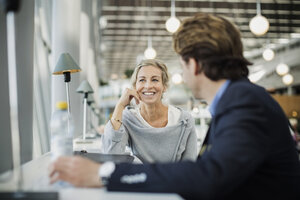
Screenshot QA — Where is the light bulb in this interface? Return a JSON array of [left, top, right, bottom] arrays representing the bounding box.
[[262, 48, 275, 61], [165, 16, 180, 33], [100, 43, 106, 52], [172, 73, 182, 84], [282, 74, 293, 85], [276, 63, 289, 76], [192, 107, 199, 114], [249, 14, 269, 36], [99, 16, 107, 29], [144, 47, 156, 59]]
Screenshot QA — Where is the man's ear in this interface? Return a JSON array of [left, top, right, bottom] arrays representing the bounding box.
[[188, 58, 200, 75]]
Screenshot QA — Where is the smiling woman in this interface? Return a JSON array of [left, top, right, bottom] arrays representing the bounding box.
[[101, 59, 198, 163], [135, 66, 165, 107]]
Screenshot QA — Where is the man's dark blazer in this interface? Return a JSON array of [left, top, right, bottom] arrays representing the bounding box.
[[107, 78, 300, 200]]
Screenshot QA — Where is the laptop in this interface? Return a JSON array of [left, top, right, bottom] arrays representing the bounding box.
[[73, 151, 134, 164]]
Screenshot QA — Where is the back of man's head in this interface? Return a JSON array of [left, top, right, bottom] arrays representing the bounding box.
[[173, 13, 252, 81]]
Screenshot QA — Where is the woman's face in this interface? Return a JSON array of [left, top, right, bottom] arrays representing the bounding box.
[[135, 65, 166, 105]]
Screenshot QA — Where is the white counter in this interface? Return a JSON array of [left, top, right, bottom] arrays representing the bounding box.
[[0, 139, 183, 200]]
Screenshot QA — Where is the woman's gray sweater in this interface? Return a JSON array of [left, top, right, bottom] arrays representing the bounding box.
[[101, 106, 198, 163]]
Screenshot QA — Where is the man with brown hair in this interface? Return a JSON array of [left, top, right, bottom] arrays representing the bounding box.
[[49, 13, 300, 199]]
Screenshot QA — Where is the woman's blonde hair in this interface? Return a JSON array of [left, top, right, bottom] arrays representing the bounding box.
[[130, 59, 169, 89]]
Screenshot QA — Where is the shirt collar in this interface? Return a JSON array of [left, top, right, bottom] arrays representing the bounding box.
[[209, 80, 231, 117]]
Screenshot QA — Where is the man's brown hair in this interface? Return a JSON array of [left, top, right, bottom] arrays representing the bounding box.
[[173, 13, 252, 80]]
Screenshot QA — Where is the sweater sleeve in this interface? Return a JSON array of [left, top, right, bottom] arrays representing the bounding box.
[[181, 115, 198, 161], [101, 120, 129, 154]]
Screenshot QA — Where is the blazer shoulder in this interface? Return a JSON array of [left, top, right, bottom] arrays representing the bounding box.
[[226, 79, 267, 100], [215, 79, 268, 116]]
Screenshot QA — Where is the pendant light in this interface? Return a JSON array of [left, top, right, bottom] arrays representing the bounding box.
[[262, 48, 275, 61], [172, 73, 183, 84], [276, 46, 290, 76], [144, 36, 156, 59], [276, 63, 289, 76], [282, 74, 294, 86], [99, 16, 107, 29], [249, 0, 269, 36], [165, 0, 180, 33], [144, 0, 156, 59]]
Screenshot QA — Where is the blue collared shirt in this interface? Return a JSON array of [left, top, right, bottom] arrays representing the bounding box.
[[209, 80, 231, 117]]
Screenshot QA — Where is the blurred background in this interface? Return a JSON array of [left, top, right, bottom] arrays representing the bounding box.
[[0, 0, 299, 173]]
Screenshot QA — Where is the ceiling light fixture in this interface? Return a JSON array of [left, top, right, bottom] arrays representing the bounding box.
[[144, 36, 156, 59], [262, 48, 275, 61], [276, 63, 289, 76], [165, 0, 180, 33], [172, 73, 183, 84], [99, 16, 107, 29], [282, 74, 294, 85], [249, 0, 269, 36]]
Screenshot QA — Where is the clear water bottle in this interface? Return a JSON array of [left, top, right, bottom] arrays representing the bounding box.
[[50, 101, 73, 161]]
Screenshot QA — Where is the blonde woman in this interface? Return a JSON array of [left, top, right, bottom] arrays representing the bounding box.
[[101, 59, 197, 163]]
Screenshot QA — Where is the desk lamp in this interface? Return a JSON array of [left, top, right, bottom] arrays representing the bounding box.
[[53, 53, 81, 116], [53, 53, 81, 135], [76, 80, 94, 142]]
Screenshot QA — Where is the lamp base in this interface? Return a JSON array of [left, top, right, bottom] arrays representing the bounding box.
[[74, 138, 93, 144], [85, 132, 97, 139], [0, 191, 58, 200]]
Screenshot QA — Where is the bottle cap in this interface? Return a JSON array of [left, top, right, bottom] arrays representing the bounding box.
[[56, 101, 68, 110]]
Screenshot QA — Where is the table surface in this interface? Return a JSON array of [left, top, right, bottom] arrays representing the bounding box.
[[0, 137, 183, 200]]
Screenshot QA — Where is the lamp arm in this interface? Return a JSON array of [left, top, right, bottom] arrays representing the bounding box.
[[83, 95, 88, 140]]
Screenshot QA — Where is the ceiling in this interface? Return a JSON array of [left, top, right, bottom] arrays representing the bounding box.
[[97, 0, 300, 81]]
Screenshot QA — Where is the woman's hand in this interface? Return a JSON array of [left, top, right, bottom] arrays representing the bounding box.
[[49, 156, 103, 188], [117, 88, 140, 108], [110, 88, 140, 130]]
